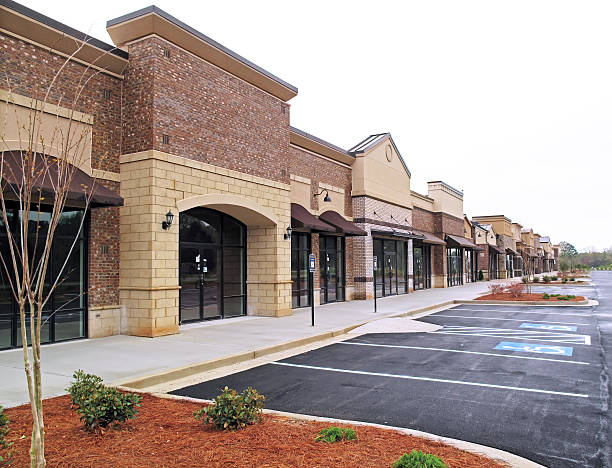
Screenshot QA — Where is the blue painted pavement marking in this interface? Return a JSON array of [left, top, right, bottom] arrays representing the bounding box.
[[494, 341, 573, 356], [519, 323, 578, 332]]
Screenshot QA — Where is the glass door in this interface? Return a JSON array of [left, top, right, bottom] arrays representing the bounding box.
[[319, 235, 345, 304], [179, 246, 222, 322], [384, 253, 396, 296], [414, 246, 424, 290], [291, 233, 311, 308]]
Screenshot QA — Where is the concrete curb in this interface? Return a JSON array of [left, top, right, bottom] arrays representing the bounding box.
[[456, 299, 593, 306], [112, 300, 455, 389], [146, 391, 545, 468]]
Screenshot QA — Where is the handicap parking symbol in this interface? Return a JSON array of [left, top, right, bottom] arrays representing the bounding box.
[[519, 323, 577, 332], [494, 341, 573, 356]]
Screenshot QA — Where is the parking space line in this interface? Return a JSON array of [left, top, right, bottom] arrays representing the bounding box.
[[271, 362, 589, 398], [451, 308, 590, 317], [340, 342, 589, 365], [433, 315, 589, 326], [435, 326, 591, 345]]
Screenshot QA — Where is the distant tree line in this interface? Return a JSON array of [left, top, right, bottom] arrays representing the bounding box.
[[559, 241, 612, 270]]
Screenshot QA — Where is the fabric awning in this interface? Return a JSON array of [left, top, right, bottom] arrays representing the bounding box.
[[290, 203, 335, 232], [411, 229, 445, 245], [1, 151, 123, 207], [371, 227, 421, 240], [446, 234, 479, 249], [488, 244, 505, 254], [506, 248, 518, 255], [319, 211, 367, 236]]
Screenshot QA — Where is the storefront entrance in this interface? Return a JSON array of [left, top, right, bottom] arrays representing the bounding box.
[[465, 249, 476, 283], [319, 235, 345, 304], [291, 232, 311, 308], [179, 208, 246, 323], [374, 239, 408, 297], [0, 208, 87, 350], [413, 244, 431, 290], [447, 247, 464, 287]]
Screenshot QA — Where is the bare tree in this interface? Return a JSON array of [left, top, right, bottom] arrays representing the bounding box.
[[1, 41, 109, 467], [519, 248, 534, 294]]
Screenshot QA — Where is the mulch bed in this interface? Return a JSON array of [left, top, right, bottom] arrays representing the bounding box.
[[477, 293, 585, 302], [3, 394, 506, 468]]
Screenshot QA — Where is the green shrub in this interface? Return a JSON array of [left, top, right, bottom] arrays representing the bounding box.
[[532, 276, 540, 283], [543, 293, 550, 299], [570, 278, 576, 282], [521, 276, 529, 284], [542, 276, 550, 282], [562, 278, 568, 283], [0, 405, 12, 465], [551, 275, 559, 281], [392, 450, 448, 468], [66, 370, 142, 432], [194, 386, 264, 431], [315, 426, 357, 443], [567, 294, 576, 299], [478, 270, 484, 281]]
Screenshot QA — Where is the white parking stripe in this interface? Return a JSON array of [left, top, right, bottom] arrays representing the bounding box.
[[340, 341, 589, 365], [432, 315, 589, 326], [434, 330, 591, 345], [452, 308, 590, 317], [271, 362, 589, 398]]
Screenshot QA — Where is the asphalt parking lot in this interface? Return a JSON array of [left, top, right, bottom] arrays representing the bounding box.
[[173, 284, 610, 468]]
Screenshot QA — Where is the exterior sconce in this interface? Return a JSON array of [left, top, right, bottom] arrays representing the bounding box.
[[162, 210, 174, 230], [314, 189, 331, 203], [284, 226, 293, 240]]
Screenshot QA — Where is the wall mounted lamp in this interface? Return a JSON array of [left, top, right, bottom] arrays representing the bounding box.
[[314, 189, 331, 203], [284, 226, 293, 240], [162, 210, 174, 230]]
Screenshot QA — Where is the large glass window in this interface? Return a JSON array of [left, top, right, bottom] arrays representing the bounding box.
[[179, 208, 246, 322], [291, 233, 311, 308], [489, 252, 499, 280], [373, 238, 408, 297], [0, 208, 87, 350], [447, 247, 463, 287], [319, 235, 345, 304], [413, 243, 431, 290]]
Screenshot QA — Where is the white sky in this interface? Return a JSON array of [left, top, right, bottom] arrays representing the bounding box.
[[20, 0, 612, 251]]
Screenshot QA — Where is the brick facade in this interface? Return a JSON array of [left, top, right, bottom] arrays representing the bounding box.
[[1, 31, 123, 337]]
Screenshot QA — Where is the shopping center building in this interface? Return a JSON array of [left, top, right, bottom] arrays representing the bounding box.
[[0, 1, 559, 349]]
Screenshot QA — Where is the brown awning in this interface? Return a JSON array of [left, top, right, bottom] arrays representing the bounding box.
[[319, 211, 367, 236], [506, 248, 518, 255], [489, 244, 505, 254], [371, 227, 423, 240], [1, 151, 123, 207], [446, 234, 479, 249], [290, 203, 335, 232], [412, 229, 445, 245]]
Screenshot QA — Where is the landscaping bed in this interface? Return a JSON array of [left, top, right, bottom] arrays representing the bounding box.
[[477, 292, 585, 302], [3, 394, 506, 467]]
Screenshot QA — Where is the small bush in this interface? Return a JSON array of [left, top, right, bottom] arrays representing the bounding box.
[[315, 426, 357, 443], [392, 450, 448, 468], [194, 386, 264, 431], [478, 270, 484, 281], [0, 405, 12, 465], [521, 276, 529, 284], [543, 293, 550, 299], [506, 282, 525, 298], [532, 276, 540, 283], [562, 278, 568, 283], [567, 294, 576, 299], [542, 275, 550, 282], [488, 283, 505, 295], [570, 278, 576, 282], [551, 275, 559, 281], [67, 370, 142, 432]]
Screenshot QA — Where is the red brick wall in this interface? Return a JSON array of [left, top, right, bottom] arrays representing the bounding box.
[[122, 36, 291, 183], [1, 32, 122, 307], [412, 207, 435, 233]]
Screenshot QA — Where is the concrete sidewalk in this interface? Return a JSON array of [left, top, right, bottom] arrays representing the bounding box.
[[1, 279, 505, 408]]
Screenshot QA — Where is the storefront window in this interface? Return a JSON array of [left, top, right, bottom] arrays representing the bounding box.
[[447, 247, 463, 287], [319, 235, 345, 304], [373, 238, 408, 297], [413, 244, 431, 290], [1, 208, 87, 350], [291, 233, 311, 308]]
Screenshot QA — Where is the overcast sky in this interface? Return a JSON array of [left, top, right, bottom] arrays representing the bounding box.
[[21, 0, 612, 251]]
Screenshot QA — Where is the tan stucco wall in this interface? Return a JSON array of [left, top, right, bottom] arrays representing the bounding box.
[[411, 190, 434, 211], [289, 174, 311, 209], [352, 137, 412, 209], [427, 182, 463, 218], [0, 90, 93, 174], [119, 150, 291, 337], [473, 216, 512, 237]]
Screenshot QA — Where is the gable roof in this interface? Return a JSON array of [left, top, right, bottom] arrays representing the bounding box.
[[348, 133, 411, 177]]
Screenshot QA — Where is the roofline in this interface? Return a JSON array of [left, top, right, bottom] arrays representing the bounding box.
[[472, 215, 512, 223], [290, 127, 350, 156], [349, 133, 412, 177], [106, 5, 297, 97], [2, 0, 128, 59], [427, 180, 463, 196]]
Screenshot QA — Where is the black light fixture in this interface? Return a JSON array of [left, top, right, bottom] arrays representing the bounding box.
[[314, 188, 331, 203], [162, 210, 174, 230], [284, 226, 293, 240]]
